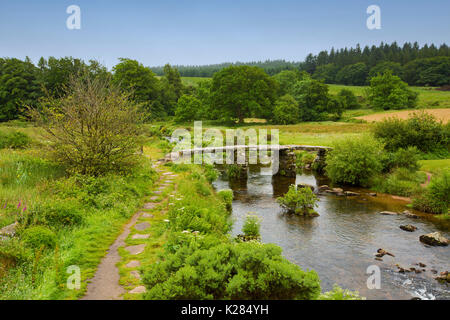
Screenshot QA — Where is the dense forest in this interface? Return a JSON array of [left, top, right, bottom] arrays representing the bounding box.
[[151, 42, 450, 86]]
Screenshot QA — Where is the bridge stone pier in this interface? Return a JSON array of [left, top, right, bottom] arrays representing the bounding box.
[[163, 144, 331, 177]]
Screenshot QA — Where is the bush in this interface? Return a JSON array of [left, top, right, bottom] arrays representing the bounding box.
[[413, 170, 450, 214], [0, 131, 31, 149], [318, 285, 364, 300], [143, 240, 321, 300], [242, 215, 260, 238], [368, 71, 418, 110], [31, 73, 142, 176], [226, 164, 246, 180], [277, 185, 318, 216], [337, 89, 360, 110], [295, 151, 316, 169], [217, 189, 233, 212], [21, 226, 57, 250], [373, 111, 448, 152], [272, 94, 299, 124], [325, 135, 384, 186], [22, 200, 83, 228], [381, 147, 421, 172]]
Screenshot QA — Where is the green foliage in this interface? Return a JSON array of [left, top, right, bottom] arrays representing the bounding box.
[[371, 168, 426, 197], [277, 185, 318, 216], [373, 111, 449, 152], [0, 57, 42, 121], [413, 170, 450, 214], [312, 63, 339, 83], [143, 240, 321, 300], [292, 77, 330, 121], [369, 61, 403, 79], [175, 94, 201, 122], [318, 285, 364, 300], [21, 226, 57, 250], [403, 56, 450, 86], [381, 147, 421, 172], [325, 135, 384, 186], [242, 215, 260, 238], [0, 131, 31, 149], [226, 164, 246, 180], [217, 189, 233, 212], [33, 73, 142, 176], [335, 63, 368, 86], [295, 151, 316, 169], [211, 66, 278, 123], [272, 70, 303, 95], [368, 71, 418, 110], [21, 200, 83, 228], [272, 94, 299, 124], [337, 89, 361, 110], [112, 58, 163, 119]]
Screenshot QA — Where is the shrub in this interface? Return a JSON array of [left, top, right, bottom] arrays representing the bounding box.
[[373, 111, 448, 152], [413, 170, 450, 214], [242, 215, 260, 238], [21, 226, 57, 250], [31, 72, 142, 176], [226, 164, 246, 180], [381, 147, 421, 172], [217, 189, 233, 212], [0, 131, 31, 149], [372, 168, 426, 197], [143, 240, 321, 300], [368, 71, 418, 110], [22, 200, 83, 228], [337, 89, 360, 110], [272, 94, 299, 124], [318, 285, 364, 300], [295, 151, 316, 169], [277, 185, 319, 216], [325, 135, 384, 186]]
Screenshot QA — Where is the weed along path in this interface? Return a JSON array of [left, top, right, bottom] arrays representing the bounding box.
[[82, 162, 179, 300]]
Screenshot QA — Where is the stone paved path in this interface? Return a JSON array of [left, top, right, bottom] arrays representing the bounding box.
[[81, 162, 177, 300]]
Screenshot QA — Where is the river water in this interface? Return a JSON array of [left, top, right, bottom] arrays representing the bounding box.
[[213, 166, 450, 300]]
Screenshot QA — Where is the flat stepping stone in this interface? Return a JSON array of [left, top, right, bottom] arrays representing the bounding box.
[[129, 286, 146, 294], [130, 270, 141, 280], [143, 203, 156, 209], [125, 260, 141, 268], [162, 172, 174, 176], [125, 244, 146, 255], [149, 196, 159, 201], [141, 213, 154, 218], [135, 222, 151, 231], [153, 191, 162, 195], [132, 233, 150, 240]]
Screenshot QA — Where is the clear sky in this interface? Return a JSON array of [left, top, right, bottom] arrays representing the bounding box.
[[1, 0, 449, 69]]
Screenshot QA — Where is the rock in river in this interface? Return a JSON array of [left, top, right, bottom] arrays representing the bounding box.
[[380, 211, 398, 216], [400, 225, 417, 232], [419, 232, 449, 246]]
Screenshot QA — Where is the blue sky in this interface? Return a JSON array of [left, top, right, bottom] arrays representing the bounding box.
[[0, 0, 449, 69]]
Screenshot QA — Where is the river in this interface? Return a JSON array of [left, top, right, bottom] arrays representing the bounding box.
[[213, 166, 450, 300]]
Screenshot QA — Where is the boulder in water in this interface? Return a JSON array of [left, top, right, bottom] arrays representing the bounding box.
[[400, 225, 417, 232], [419, 232, 449, 246], [380, 211, 398, 216]]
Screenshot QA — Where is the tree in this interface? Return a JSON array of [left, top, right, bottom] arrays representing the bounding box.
[[277, 185, 319, 216], [368, 61, 403, 79], [0, 58, 41, 121], [272, 70, 303, 96], [337, 89, 361, 110], [312, 63, 339, 83], [368, 71, 418, 110], [272, 94, 299, 125], [175, 95, 202, 122], [211, 66, 278, 123], [31, 72, 142, 175], [335, 62, 368, 86], [112, 58, 162, 119], [292, 77, 330, 121], [403, 57, 450, 86]]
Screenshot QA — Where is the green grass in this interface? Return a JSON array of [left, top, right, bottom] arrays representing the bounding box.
[[419, 159, 450, 175]]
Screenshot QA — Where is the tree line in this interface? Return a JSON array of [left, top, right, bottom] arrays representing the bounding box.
[[150, 42, 450, 87]]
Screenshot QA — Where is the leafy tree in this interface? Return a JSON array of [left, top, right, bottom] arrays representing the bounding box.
[[312, 63, 339, 83], [368, 71, 418, 110], [337, 89, 361, 110], [369, 61, 403, 79], [175, 94, 201, 122], [325, 135, 384, 186], [292, 77, 330, 121], [32, 72, 142, 176], [0, 58, 41, 121], [335, 63, 368, 86], [326, 96, 344, 120], [272, 94, 299, 124], [112, 58, 162, 119], [159, 64, 184, 115], [403, 56, 450, 86], [194, 79, 214, 120], [272, 70, 303, 95], [211, 66, 278, 123]]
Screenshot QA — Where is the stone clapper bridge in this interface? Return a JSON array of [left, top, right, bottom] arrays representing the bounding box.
[[163, 144, 331, 177]]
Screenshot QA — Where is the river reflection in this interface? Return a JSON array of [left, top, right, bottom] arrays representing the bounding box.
[[213, 168, 450, 300]]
